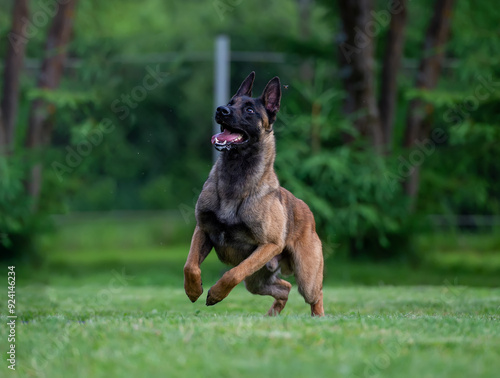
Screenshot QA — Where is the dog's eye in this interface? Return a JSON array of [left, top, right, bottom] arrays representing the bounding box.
[[246, 107, 254, 114]]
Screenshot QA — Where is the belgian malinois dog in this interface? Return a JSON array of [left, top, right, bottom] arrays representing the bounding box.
[[183, 72, 324, 316]]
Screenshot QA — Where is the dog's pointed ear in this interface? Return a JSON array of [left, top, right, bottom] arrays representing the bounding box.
[[260, 76, 281, 121], [233, 71, 255, 98]]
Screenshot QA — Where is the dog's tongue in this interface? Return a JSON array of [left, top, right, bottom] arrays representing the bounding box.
[[211, 129, 243, 145]]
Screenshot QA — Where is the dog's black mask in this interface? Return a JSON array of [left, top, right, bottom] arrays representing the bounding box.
[[212, 72, 281, 152]]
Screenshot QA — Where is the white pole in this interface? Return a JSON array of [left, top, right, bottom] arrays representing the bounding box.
[[213, 35, 230, 163]]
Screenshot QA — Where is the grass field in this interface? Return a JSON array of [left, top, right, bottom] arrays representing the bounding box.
[[2, 216, 500, 377], [6, 284, 500, 378]]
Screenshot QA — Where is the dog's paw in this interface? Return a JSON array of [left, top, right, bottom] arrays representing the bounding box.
[[206, 288, 224, 306], [186, 286, 203, 303], [205, 289, 217, 306], [184, 271, 203, 303], [206, 273, 237, 306]]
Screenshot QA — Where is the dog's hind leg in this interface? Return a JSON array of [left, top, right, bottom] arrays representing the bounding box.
[[292, 233, 325, 317], [244, 269, 292, 316], [265, 278, 292, 316]]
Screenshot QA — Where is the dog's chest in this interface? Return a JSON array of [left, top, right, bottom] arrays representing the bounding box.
[[198, 203, 259, 245], [196, 199, 262, 265]]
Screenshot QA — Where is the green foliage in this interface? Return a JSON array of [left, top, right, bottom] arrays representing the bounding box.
[[278, 145, 412, 258], [0, 156, 31, 246], [275, 74, 411, 259], [2, 0, 500, 261], [0, 155, 40, 261], [397, 1, 500, 217], [36, 0, 336, 212], [0, 149, 70, 261], [139, 175, 178, 209], [412, 74, 500, 215], [27, 88, 97, 109]]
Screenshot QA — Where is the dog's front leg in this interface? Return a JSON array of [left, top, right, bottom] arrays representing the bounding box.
[[206, 243, 281, 306], [184, 225, 213, 303]]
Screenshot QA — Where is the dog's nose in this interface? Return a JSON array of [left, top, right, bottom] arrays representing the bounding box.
[[216, 106, 231, 116]]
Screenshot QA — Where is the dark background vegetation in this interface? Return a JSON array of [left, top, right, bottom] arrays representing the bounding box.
[[0, 0, 499, 279]]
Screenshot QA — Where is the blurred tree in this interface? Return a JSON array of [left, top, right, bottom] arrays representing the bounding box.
[[26, 0, 79, 205], [337, 0, 384, 151], [0, 0, 78, 260], [403, 0, 455, 205], [1, 0, 498, 262], [379, 0, 407, 149], [337, 0, 455, 202], [0, 0, 32, 260], [0, 0, 29, 152], [332, 0, 457, 257], [298, 0, 315, 83], [275, 66, 411, 260]]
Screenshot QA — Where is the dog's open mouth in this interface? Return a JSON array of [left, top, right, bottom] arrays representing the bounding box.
[[211, 126, 248, 151]]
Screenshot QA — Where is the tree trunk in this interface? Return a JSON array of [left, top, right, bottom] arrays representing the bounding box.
[[337, 0, 383, 152], [403, 0, 455, 204], [25, 0, 78, 200], [298, 0, 314, 83], [0, 0, 30, 151], [379, 0, 407, 150]]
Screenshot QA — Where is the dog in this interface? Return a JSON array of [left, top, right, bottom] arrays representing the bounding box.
[[183, 72, 324, 316]]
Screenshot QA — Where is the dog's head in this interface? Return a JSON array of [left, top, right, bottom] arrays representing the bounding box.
[[212, 72, 281, 152]]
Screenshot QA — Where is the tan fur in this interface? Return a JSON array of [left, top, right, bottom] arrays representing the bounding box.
[[184, 72, 324, 316]]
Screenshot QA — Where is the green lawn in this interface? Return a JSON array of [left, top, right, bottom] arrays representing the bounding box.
[[4, 283, 500, 378], [3, 218, 500, 377], [2, 248, 499, 377]]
